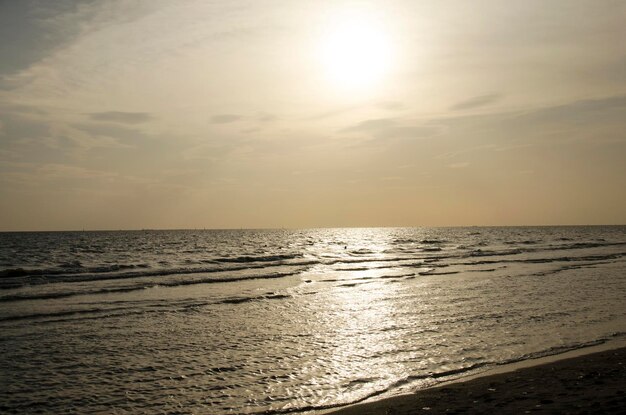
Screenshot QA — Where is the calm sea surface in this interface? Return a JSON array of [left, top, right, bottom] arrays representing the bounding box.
[[1, 226, 625, 414]]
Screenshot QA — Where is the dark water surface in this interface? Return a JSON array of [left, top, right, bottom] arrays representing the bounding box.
[[1, 227, 625, 413]]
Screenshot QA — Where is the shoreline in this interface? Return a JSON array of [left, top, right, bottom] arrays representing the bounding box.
[[319, 339, 626, 414]]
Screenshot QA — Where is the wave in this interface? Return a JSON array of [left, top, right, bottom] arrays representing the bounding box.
[[1, 237, 595, 289], [0, 292, 296, 326], [0, 263, 151, 278], [318, 273, 416, 285], [218, 293, 291, 305], [9, 245, 612, 296], [214, 253, 303, 263], [468, 248, 522, 257], [0, 270, 302, 303], [323, 257, 425, 266], [0, 307, 117, 323], [456, 252, 625, 267], [459, 241, 626, 260], [418, 270, 460, 276], [392, 238, 418, 244], [348, 249, 375, 255], [0, 260, 318, 290], [504, 240, 540, 245], [552, 241, 626, 250]]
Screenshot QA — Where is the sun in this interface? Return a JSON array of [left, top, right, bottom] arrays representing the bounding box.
[[318, 13, 393, 91]]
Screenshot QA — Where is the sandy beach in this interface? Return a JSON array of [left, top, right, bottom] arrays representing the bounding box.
[[326, 345, 626, 414]]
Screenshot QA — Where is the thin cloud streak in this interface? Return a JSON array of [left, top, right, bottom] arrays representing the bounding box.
[[89, 111, 153, 124], [451, 94, 503, 111], [210, 114, 241, 124]]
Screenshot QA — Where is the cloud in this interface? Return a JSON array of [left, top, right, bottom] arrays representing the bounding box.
[[37, 163, 121, 181], [89, 111, 152, 124], [344, 118, 396, 132], [0, 161, 151, 191], [435, 94, 626, 142], [308, 104, 364, 120], [378, 101, 405, 111], [49, 123, 133, 152], [0, 110, 56, 148], [0, 103, 47, 116], [451, 94, 502, 111], [309, 102, 404, 121], [433, 94, 626, 141], [0, 1, 84, 77], [256, 113, 276, 123], [449, 162, 470, 169], [210, 114, 241, 124], [514, 94, 626, 124], [343, 118, 438, 141]]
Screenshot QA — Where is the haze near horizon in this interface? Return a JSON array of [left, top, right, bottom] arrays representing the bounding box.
[[1, 0, 625, 231]]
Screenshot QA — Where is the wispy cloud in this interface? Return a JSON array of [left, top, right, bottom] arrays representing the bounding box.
[[37, 163, 123, 181], [0, 1, 85, 77], [448, 162, 470, 169], [0, 161, 151, 189], [378, 101, 405, 111], [513, 94, 626, 124], [342, 117, 438, 142], [451, 94, 502, 111], [344, 118, 396, 133], [210, 114, 241, 124], [256, 113, 276, 123], [89, 111, 152, 124], [307, 104, 364, 120], [49, 123, 133, 152]]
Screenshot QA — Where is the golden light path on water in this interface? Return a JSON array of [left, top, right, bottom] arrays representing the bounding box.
[[326, 274, 409, 403], [288, 232, 424, 407]]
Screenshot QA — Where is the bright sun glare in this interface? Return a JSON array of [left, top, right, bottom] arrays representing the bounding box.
[[319, 12, 393, 90]]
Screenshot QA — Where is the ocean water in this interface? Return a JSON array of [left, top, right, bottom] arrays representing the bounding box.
[[1, 226, 625, 414]]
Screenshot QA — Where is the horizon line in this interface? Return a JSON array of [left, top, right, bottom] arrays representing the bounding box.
[[1, 224, 625, 233]]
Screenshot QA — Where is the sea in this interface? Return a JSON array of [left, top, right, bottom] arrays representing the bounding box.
[[1, 226, 625, 414]]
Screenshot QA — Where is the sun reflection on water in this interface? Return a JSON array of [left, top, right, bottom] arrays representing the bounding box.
[[300, 232, 415, 405]]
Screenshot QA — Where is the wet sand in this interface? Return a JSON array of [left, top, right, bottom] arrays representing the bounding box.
[[326, 346, 626, 414]]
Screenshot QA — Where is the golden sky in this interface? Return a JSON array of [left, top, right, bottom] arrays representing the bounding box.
[[1, 0, 625, 230]]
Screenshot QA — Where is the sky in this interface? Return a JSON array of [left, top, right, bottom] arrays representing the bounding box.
[[1, 0, 625, 230]]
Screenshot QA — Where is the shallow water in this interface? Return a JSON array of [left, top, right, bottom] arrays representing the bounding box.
[[1, 226, 625, 413]]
